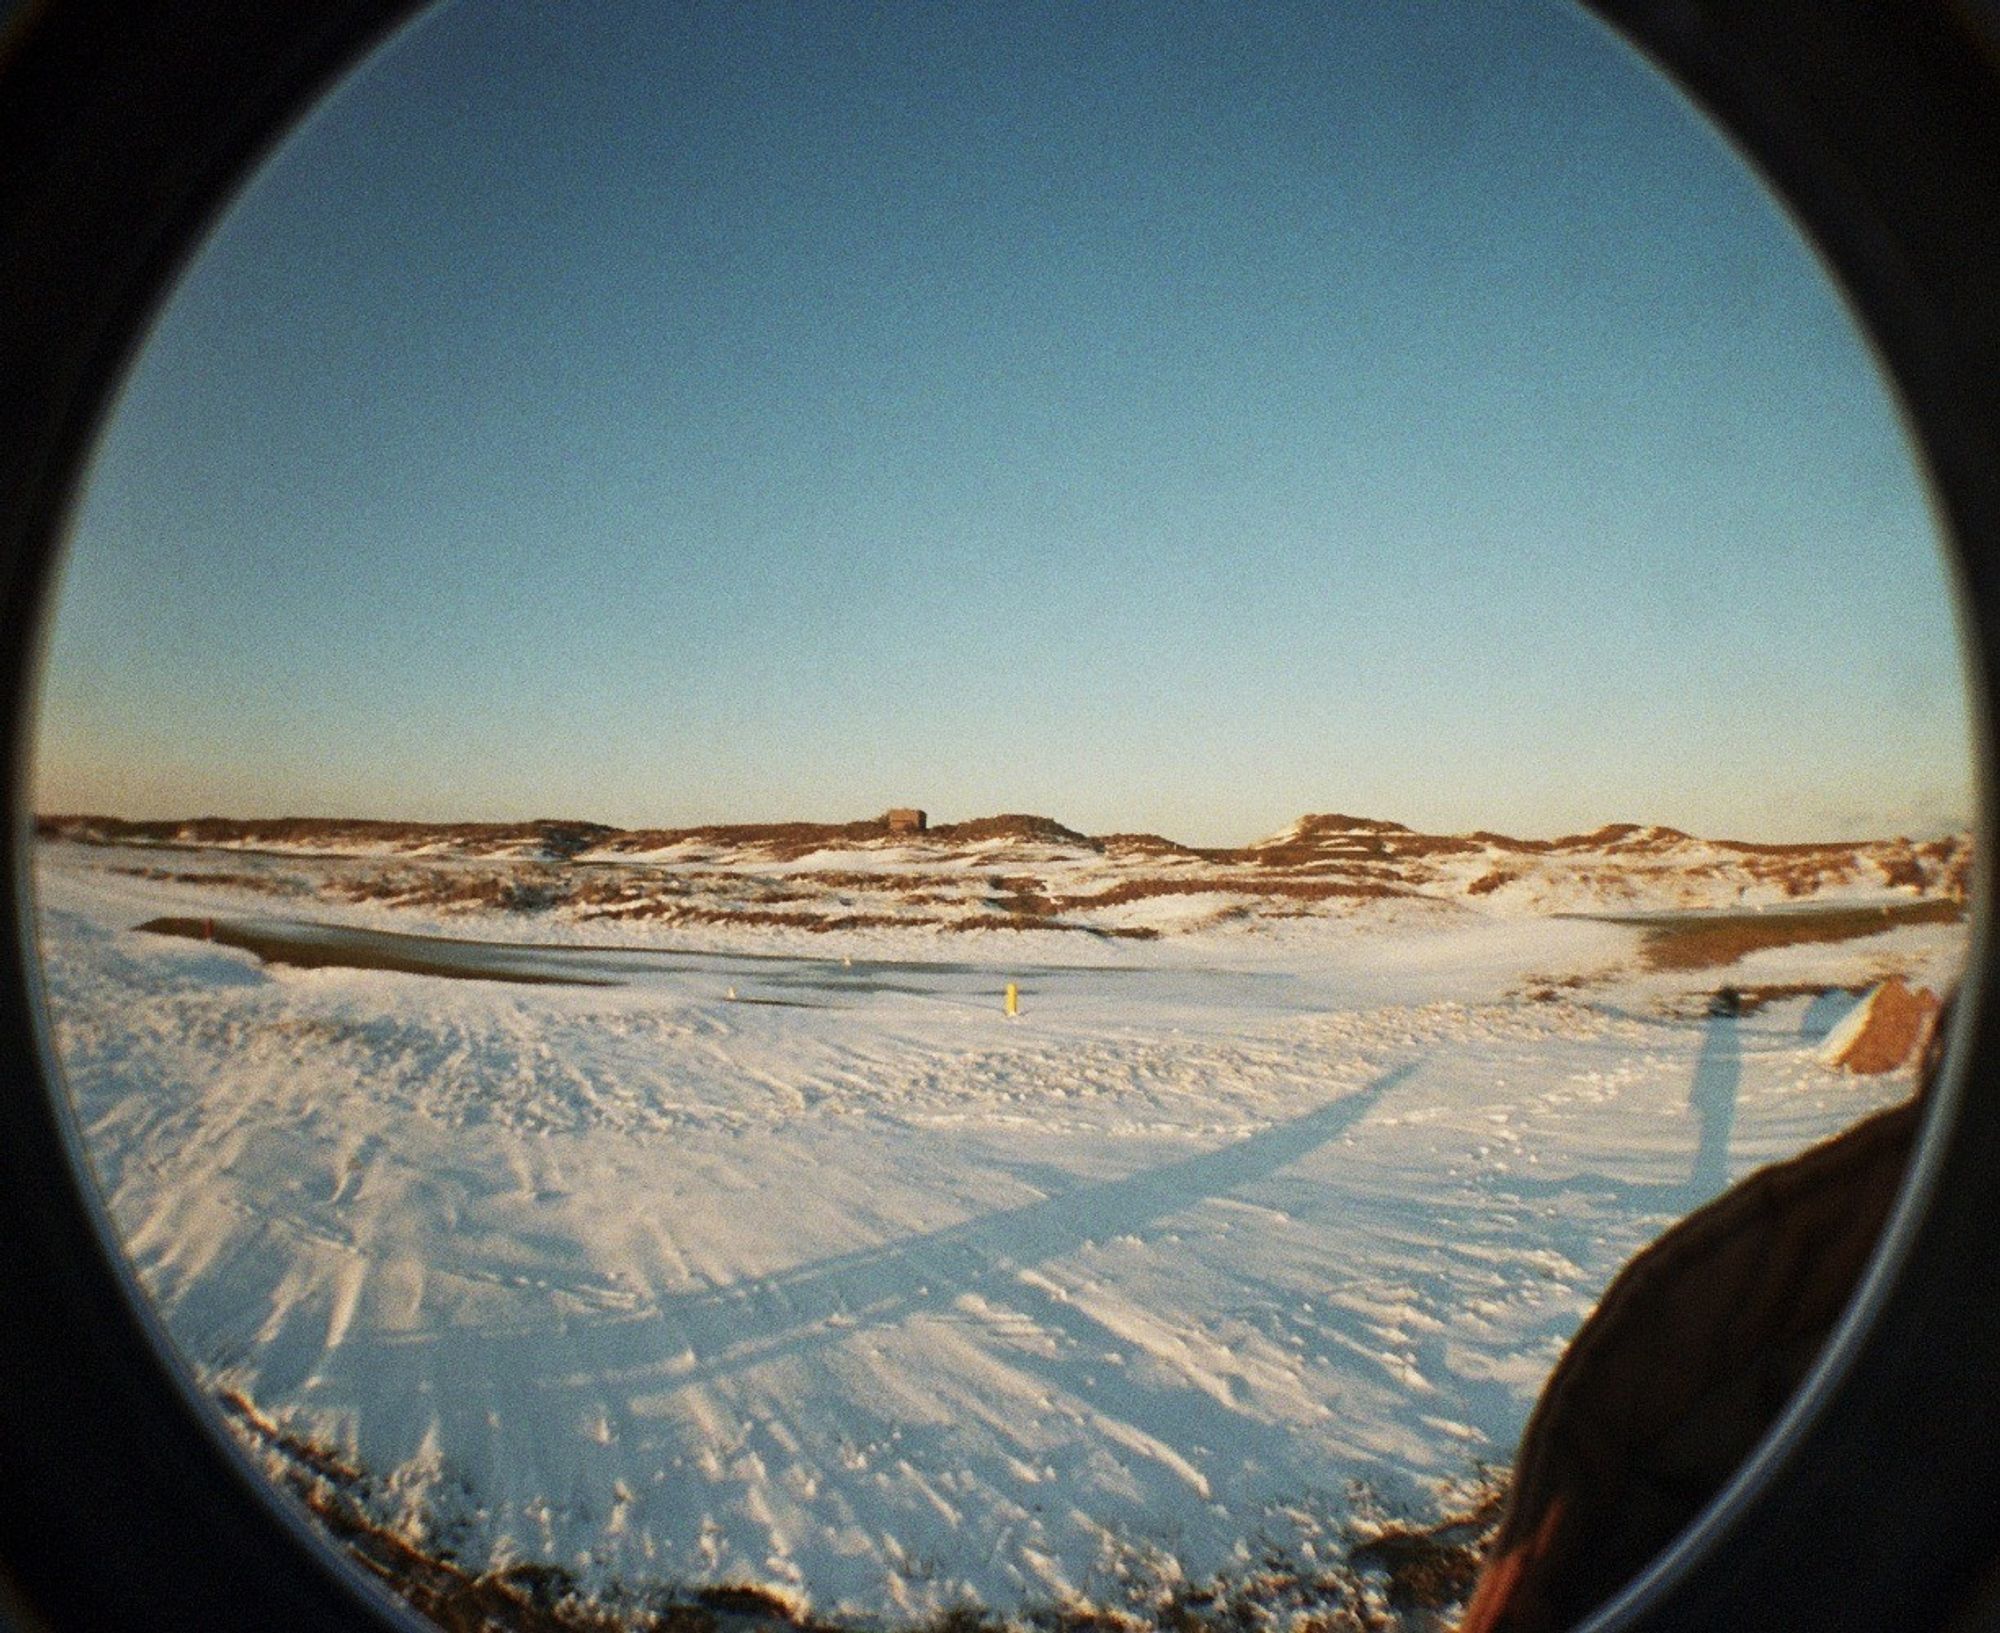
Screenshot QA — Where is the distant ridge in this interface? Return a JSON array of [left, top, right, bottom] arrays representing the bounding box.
[[36, 808, 1973, 925]]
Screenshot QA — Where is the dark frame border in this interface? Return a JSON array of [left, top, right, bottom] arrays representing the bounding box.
[[0, 8, 436, 1628], [0, 3, 1995, 1629], [1563, 6, 2000, 1626]]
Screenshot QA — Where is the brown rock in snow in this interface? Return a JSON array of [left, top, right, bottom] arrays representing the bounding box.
[[1822, 976, 1943, 1074]]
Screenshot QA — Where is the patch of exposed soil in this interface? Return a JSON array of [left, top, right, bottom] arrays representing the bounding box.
[[136, 917, 619, 987], [1625, 899, 1965, 971]]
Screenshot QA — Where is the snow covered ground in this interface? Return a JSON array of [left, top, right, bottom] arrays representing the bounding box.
[[29, 840, 1967, 1622]]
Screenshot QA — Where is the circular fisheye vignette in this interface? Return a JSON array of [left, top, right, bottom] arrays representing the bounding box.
[[0, 4, 444, 1631], [15, 6, 1984, 1624], [3, 9, 2000, 1633], [1547, 4, 2000, 1631]]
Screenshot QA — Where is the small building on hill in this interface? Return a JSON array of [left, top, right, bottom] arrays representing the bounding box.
[[882, 807, 928, 833]]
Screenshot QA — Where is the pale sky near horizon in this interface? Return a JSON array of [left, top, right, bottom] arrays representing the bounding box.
[[30, 0, 1976, 846]]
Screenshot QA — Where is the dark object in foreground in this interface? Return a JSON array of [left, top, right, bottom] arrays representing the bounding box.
[[1457, 1014, 1946, 1633]]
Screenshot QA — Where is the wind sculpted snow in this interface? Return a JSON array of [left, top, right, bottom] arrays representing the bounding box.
[[30, 839, 1965, 1622]]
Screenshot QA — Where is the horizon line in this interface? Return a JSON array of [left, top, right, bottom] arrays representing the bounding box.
[[33, 806, 1976, 852]]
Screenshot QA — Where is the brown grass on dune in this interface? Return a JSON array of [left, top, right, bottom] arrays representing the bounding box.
[[980, 876, 1058, 917], [41, 812, 1977, 913], [926, 814, 1100, 849], [1057, 875, 1414, 911], [113, 864, 301, 895], [1566, 823, 1689, 849], [1714, 837, 1882, 857], [950, 913, 1160, 939], [1465, 830, 1554, 854], [567, 899, 1159, 937], [1245, 833, 1478, 869], [1096, 833, 1234, 861], [575, 903, 919, 932], [44, 813, 617, 858], [1372, 832, 1490, 860], [109, 845, 1422, 930], [589, 814, 1106, 861], [591, 821, 895, 861], [527, 864, 1403, 928], [50, 812, 1974, 952], [786, 871, 954, 893], [1717, 835, 1969, 899], [330, 868, 570, 915], [1276, 813, 1414, 835]]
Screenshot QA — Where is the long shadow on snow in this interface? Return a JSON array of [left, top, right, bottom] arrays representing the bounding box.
[[253, 1069, 1422, 1508], [1482, 1010, 1744, 1216], [620, 1066, 1415, 1396]]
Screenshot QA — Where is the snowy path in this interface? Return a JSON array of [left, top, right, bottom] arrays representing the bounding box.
[[31, 845, 1950, 1620]]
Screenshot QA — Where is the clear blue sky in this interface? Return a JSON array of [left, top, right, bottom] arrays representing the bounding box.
[[31, 0, 1973, 844]]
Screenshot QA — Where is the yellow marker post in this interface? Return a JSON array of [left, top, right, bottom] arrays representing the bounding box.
[[1004, 982, 1019, 1017]]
